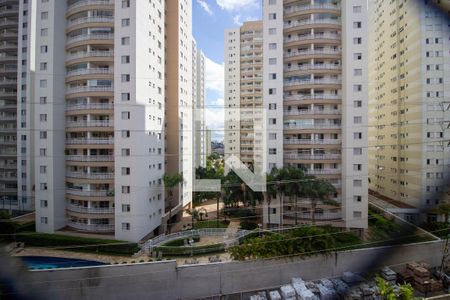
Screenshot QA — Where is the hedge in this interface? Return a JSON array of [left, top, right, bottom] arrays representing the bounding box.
[[163, 235, 200, 247], [153, 243, 225, 256]]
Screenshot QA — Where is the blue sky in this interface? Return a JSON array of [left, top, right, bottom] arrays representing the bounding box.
[[192, 0, 262, 141]]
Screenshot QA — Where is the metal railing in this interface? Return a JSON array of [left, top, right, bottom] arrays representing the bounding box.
[[66, 103, 113, 111], [284, 153, 341, 160], [284, 94, 340, 101], [67, 16, 114, 27], [283, 139, 341, 145], [67, 204, 114, 214], [66, 188, 113, 197], [284, 49, 341, 58], [305, 169, 341, 175], [67, 0, 113, 11], [66, 171, 114, 180], [66, 50, 114, 61], [66, 155, 114, 162], [283, 123, 341, 129], [284, 79, 341, 86], [284, 18, 341, 29], [67, 221, 114, 232], [66, 120, 113, 127], [284, 34, 341, 43], [284, 3, 340, 15], [66, 138, 114, 145], [66, 68, 113, 77], [66, 86, 113, 94], [284, 64, 341, 72], [66, 33, 114, 45], [283, 109, 341, 115]]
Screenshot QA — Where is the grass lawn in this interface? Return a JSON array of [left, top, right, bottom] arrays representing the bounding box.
[[193, 220, 229, 229]]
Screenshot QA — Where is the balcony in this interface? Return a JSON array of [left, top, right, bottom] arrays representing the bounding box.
[[284, 64, 341, 73], [66, 86, 113, 95], [284, 153, 341, 160], [66, 68, 113, 78], [66, 155, 114, 162], [67, 0, 114, 13], [0, 7, 18, 17], [67, 16, 114, 28], [0, 115, 16, 121], [284, 34, 341, 44], [305, 169, 341, 175], [0, 66, 17, 73], [67, 221, 114, 232], [0, 55, 17, 62], [67, 188, 113, 197], [67, 204, 114, 214], [0, 78, 17, 86], [284, 94, 340, 102], [283, 108, 341, 116], [66, 50, 114, 62], [284, 49, 341, 58], [283, 211, 342, 221], [66, 33, 114, 45], [283, 122, 341, 130], [284, 4, 340, 15], [284, 78, 341, 87], [66, 120, 113, 128], [0, 19, 18, 28], [283, 139, 341, 145], [66, 137, 114, 145], [66, 171, 114, 180], [284, 18, 341, 30], [66, 103, 113, 111]]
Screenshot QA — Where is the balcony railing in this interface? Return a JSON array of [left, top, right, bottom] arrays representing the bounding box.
[[67, 16, 114, 27], [284, 18, 341, 29], [67, 188, 113, 197], [284, 153, 341, 160], [66, 50, 114, 61], [66, 86, 113, 95], [284, 49, 341, 58], [283, 211, 342, 221], [66, 138, 114, 145], [283, 109, 341, 116], [284, 34, 341, 43], [284, 123, 341, 130], [67, 0, 114, 12], [284, 64, 341, 72], [284, 79, 341, 87], [66, 103, 113, 111], [66, 33, 114, 45], [67, 204, 114, 214], [66, 68, 113, 77], [284, 94, 340, 101], [66, 155, 114, 162], [66, 172, 114, 180], [283, 139, 341, 145], [66, 120, 113, 128], [284, 4, 340, 15], [305, 169, 341, 175], [67, 221, 114, 232]]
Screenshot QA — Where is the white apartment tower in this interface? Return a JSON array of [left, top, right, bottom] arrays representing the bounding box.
[[224, 21, 263, 171], [261, 0, 369, 229], [18, 0, 196, 242], [368, 0, 450, 222]]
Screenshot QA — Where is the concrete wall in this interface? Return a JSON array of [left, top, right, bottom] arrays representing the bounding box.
[[4, 241, 444, 300]]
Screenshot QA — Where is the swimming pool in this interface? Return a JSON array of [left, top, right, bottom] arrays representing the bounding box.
[[20, 256, 106, 270]]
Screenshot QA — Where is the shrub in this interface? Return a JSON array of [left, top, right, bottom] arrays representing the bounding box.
[[240, 221, 258, 230], [163, 235, 200, 247]]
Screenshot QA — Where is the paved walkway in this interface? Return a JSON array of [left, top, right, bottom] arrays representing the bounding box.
[[224, 220, 241, 238]]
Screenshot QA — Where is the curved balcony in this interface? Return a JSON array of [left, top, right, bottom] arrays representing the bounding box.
[[0, 78, 16, 87], [67, 188, 113, 197], [65, 86, 113, 97], [0, 42, 17, 50], [66, 50, 114, 64], [67, 221, 114, 232], [284, 49, 341, 61], [284, 4, 341, 16], [66, 33, 114, 48], [284, 94, 341, 104], [67, 0, 114, 16], [0, 7, 18, 18], [67, 16, 114, 31], [66, 120, 113, 128], [0, 149, 16, 156], [284, 153, 341, 161], [66, 137, 114, 145], [284, 123, 341, 130], [66, 68, 113, 83], [284, 33, 341, 47], [66, 155, 113, 162], [67, 204, 114, 214], [0, 55, 17, 62], [305, 169, 341, 175], [66, 171, 114, 180], [284, 79, 341, 89], [284, 18, 341, 32], [283, 108, 341, 116], [0, 19, 18, 29], [283, 139, 341, 145], [284, 211, 342, 221], [284, 64, 341, 75], [66, 103, 113, 112], [0, 66, 17, 74]]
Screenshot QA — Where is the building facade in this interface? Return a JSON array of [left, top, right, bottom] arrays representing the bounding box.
[[224, 21, 264, 171], [260, 0, 369, 230], [368, 0, 450, 222], [11, 0, 198, 242]]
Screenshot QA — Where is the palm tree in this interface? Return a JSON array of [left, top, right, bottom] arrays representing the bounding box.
[[284, 167, 305, 225], [302, 178, 336, 225], [264, 169, 279, 228], [163, 173, 183, 233]]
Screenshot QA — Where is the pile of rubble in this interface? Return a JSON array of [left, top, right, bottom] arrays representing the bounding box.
[[397, 262, 443, 294], [249, 272, 381, 300]]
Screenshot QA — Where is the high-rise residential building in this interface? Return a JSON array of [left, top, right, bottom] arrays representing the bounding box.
[[368, 0, 450, 222], [192, 39, 207, 169], [0, 0, 19, 211], [224, 21, 263, 171], [260, 0, 369, 230], [14, 0, 196, 242]]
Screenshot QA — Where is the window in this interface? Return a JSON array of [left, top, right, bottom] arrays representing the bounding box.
[[121, 74, 130, 82], [121, 55, 130, 64], [121, 18, 130, 27], [353, 6, 362, 13], [269, 133, 277, 140], [354, 100, 362, 107], [121, 186, 130, 194], [121, 167, 130, 175], [353, 196, 362, 202], [269, 73, 277, 80], [41, 11, 48, 19], [40, 62, 47, 70], [268, 0, 276, 4], [40, 97, 47, 104], [354, 69, 362, 76], [39, 79, 47, 88], [40, 45, 48, 53], [269, 148, 277, 155], [122, 204, 130, 212], [353, 148, 362, 155], [40, 28, 48, 36], [269, 118, 276, 125], [40, 114, 47, 122], [268, 13, 276, 20], [353, 21, 362, 28], [40, 148, 46, 156], [40, 166, 47, 174], [354, 116, 362, 124], [354, 53, 362, 60], [353, 84, 362, 92], [353, 164, 362, 171], [269, 58, 277, 65], [121, 111, 130, 120], [353, 37, 362, 45], [121, 93, 130, 101], [353, 180, 362, 187], [40, 183, 48, 190], [121, 37, 130, 45], [122, 222, 130, 230], [268, 28, 277, 35], [122, 148, 130, 156], [40, 217, 48, 224], [39, 131, 47, 139], [269, 43, 277, 50], [268, 88, 276, 95], [353, 132, 362, 139], [353, 211, 362, 218], [122, 130, 130, 138], [268, 103, 276, 110], [40, 200, 48, 208], [121, 0, 130, 8]]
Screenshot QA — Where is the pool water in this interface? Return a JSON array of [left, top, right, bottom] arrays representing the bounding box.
[[20, 256, 106, 270]]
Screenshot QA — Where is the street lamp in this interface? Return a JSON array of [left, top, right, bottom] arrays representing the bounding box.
[[188, 238, 195, 257]]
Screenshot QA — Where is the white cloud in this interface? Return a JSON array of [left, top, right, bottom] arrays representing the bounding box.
[[197, 0, 213, 15], [216, 0, 258, 11], [233, 15, 242, 26], [205, 57, 224, 95], [205, 107, 225, 140]]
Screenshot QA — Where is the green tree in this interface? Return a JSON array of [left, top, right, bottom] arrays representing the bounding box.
[[399, 282, 414, 300], [302, 179, 336, 225], [437, 200, 450, 225], [376, 276, 396, 300], [283, 167, 306, 225], [163, 173, 183, 233]]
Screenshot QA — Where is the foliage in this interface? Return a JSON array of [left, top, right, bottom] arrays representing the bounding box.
[[222, 207, 255, 219], [0, 210, 11, 219], [0, 221, 35, 235], [420, 221, 449, 238], [398, 282, 414, 300], [193, 220, 229, 229], [154, 243, 225, 256], [229, 226, 351, 260], [376, 276, 396, 300], [438, 201, 450, 225], [163, 236, 200, 247], [239, 221, 258, 230]]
